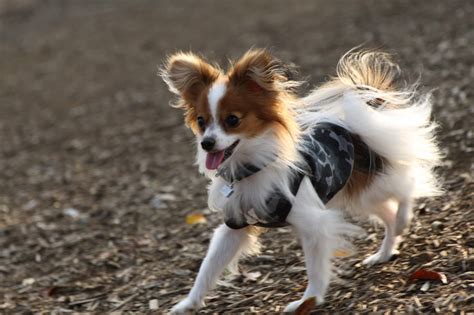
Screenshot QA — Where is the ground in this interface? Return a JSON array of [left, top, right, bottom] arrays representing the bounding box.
[[0, 0, 473, 313]]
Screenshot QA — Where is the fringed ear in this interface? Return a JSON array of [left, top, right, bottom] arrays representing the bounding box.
[[228, 48, 298, 93], [160, 52, 221, 108]]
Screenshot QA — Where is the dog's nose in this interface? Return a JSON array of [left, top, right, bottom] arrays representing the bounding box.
[[201, 137, 216, 151]]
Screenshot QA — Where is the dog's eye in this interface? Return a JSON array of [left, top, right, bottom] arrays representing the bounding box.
[[225, 115, 240, 128], [197, 116, 206, 129]]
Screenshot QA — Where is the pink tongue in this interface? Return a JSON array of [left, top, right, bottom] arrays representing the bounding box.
[[206, 150, 225, 170]]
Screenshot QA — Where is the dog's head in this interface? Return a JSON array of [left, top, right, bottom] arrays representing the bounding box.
[[161, 49, 299, 176]]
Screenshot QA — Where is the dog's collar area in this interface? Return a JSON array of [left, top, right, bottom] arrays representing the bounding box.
[[216, 163, 264, 183], [216, 163, 271, 198]]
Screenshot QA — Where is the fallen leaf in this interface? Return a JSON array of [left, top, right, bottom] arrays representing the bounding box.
[[333, 249, 350, 257], [186, 213, 207, 225], [295, 297, 316, 315], [408, 269, 448, 284]]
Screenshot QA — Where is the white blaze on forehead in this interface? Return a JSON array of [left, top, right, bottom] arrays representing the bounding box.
[[207, 81, 227, 121]]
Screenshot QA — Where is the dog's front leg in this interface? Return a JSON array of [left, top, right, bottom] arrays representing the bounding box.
[[284, 177, 361, 312], [283, 230, 332, 312], [171, 224, 258, 314]]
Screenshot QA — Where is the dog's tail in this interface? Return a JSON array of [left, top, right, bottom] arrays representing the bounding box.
[[299, 49, 442, 198], [336, 49, 401, 97]]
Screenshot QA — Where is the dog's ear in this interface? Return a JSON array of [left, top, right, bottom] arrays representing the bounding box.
[[161, 52, 221, 108], [228, 48, 297, 93]]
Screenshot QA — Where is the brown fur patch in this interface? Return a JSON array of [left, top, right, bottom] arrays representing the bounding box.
[[219, 49, 299, 140], [184, 85, 213, 135], [344, 169, 375, 197], [161, 52, 221, 109], [217, 82, 293, 138], [161, 52, 224, 134], [228, 49, 286, 92], [343, 133, 387, 198]]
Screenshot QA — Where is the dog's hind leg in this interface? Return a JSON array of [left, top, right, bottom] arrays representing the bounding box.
[[395, 198, 413, 236], [171, 224, 260, 314], [362, 200, 402, 265]]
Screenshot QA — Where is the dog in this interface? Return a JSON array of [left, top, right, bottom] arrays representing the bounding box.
[[161, 48, 441, 313]]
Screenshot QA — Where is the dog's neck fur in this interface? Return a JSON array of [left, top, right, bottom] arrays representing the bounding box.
[[205, 126, 301, 222]]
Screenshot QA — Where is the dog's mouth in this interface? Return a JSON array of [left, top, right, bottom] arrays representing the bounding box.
[[205, 140, 240, 170]]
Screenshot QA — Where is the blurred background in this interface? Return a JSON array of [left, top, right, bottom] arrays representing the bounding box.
[[0, 0, 472, 313]]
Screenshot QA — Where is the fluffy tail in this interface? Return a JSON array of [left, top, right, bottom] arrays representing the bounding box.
[[299, 49, 442, 198], [336, 49, 401, 95]]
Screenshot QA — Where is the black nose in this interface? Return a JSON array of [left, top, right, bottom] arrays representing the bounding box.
[[201, 137, 216, 151]]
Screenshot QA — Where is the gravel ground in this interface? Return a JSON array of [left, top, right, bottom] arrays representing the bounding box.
[[0, 0, 472, 313]]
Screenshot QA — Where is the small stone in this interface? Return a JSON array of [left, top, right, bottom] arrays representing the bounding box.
[[23, 200, 38, 211], [339, 269, 355, 278], [150, 196, 162, 209], [157, 193, 176, 201], [431, 221, 443, 230], [420, 282, 430, 292], [22, 278, 35, 286], [149, 299, 159, 310], [150, 193, 177, 209], [64, 208, 80, 218]]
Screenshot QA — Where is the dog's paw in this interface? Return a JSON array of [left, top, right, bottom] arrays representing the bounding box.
[[283, 296, 322, 313], [170, 297, 204, 314], [362, 249, 399, 266]]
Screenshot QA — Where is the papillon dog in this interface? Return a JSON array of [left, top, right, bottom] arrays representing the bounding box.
[[161, 48, 441, 313]]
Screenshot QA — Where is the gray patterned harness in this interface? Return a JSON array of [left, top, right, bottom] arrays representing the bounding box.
[[223, 123, 378, 229]]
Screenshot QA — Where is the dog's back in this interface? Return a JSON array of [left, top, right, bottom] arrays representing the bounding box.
[[299, 49, 442, 264]]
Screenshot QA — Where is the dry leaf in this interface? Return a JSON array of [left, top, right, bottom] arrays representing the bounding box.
[[408, 269, 448, 284], [294, 297, 316, 315], [333, 249, 350, 257], [185, 213, 207, 225]]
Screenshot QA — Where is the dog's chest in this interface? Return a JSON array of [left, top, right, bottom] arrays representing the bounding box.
[[211, 123, 356, 230]]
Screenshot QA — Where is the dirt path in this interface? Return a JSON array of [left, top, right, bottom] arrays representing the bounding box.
[[0, 0, 472, 313]]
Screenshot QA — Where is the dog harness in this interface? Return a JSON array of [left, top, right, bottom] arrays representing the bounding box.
[[220, 122, 371, 229]]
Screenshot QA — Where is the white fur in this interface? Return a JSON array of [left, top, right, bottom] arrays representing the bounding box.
[[202, 123, 239, 152], [202, 82, 239, 153], [171, 53, 441, 313], [300, 79, 441, 268], [207, 129, 298, 224], [171, 225, 260, 314], [208, 81, 227, 120], [171, 177, 361, 314], [284, 177, 362, 311], [300, 85, 441, 198]]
